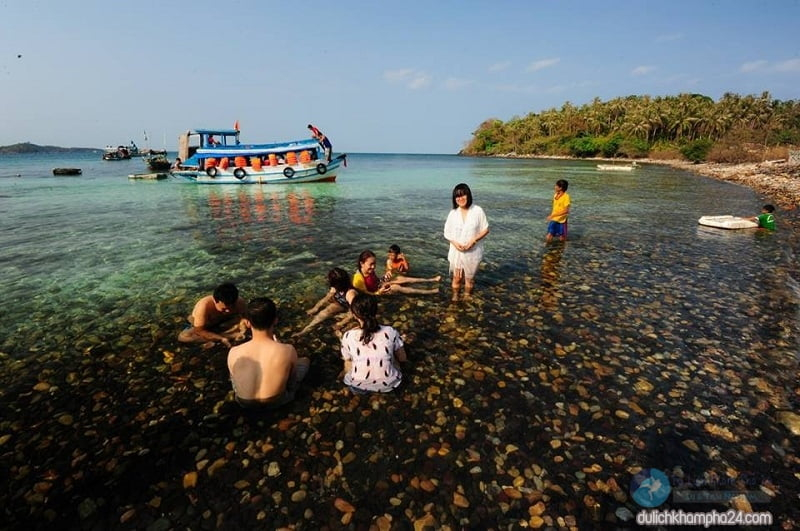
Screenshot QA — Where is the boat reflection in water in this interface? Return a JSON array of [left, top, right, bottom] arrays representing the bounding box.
[[180, 186, 320, 249], [207, 188, 315, 225]]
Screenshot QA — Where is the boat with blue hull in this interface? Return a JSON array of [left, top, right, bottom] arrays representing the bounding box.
[[171, 128, 345, 184]]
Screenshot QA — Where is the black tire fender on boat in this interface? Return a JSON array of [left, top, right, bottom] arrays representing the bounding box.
[[206, 166, 218, 177], [233, 168, 246, 180], [283, 167, 295, 178], [316, 163, 327, 175]]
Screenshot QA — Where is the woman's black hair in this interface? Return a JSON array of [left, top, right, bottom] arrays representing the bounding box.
[[327, 268, 352, 292], [350, 293, 380, 345], [388, 244, 401, 254], [452, 183, 473, 209], [357, 249, 376, 271]]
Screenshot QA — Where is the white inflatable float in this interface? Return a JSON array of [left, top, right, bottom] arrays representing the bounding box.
[[698, 215, 758, 230]]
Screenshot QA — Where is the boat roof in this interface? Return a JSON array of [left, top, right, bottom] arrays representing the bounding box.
[[189, 128, 240, 136], [195, 138, 320, 157]]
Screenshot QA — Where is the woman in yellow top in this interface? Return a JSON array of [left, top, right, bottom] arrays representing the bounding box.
[[546, 179, 570, 243], [353, 250, 439, 296]]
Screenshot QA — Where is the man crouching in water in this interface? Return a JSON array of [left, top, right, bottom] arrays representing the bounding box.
[[178, 282, 248, 348], [227, 297, 310, 409]]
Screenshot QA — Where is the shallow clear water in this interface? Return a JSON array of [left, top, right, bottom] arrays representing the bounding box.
[[1, 152, 795, 351], [1, 151, 798, 527]]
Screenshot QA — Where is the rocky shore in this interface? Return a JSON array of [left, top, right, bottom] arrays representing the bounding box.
[[650, 158, 800, 215]]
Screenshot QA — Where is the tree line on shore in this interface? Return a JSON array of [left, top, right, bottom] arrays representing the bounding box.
[[0, 142, 101, 154], [461, 92, 800, 163]]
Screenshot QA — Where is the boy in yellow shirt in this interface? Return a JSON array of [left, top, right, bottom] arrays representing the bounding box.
[[546, 179, 570, 243]]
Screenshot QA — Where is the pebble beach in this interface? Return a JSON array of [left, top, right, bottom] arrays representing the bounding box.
[[1, 153, 798, 530]]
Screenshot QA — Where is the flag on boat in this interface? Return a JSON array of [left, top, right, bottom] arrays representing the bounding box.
[[233, 120, 240, 131]]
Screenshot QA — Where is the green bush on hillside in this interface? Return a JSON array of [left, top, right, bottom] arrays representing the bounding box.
[[680, 139, 714, 163], [599, 135, 622, 158], [567, 136, 600, 157]]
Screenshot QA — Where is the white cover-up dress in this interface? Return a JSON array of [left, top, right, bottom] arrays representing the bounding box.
[[443, 205, 489, 279]]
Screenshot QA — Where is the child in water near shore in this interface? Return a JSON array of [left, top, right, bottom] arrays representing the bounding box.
[[382, 244, 442, 285], [746, 204, 776, 230], [545, 179, 570, 243]]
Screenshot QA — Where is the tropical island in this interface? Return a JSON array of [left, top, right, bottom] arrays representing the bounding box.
[[463, 92, 800, 210], [0, 142, 101, 154], [462, 92, 799, 162]]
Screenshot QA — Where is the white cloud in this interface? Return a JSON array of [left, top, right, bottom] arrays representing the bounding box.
[[631, 65, 656, 76], [407, 74, 431, 89], [740, 60, 768, 73], [488, 61, 511, 72], [526, 58, 560, 72], [775, 58, 800, 72], [383, 68, 432, 89], [443, 77, 473, 91]]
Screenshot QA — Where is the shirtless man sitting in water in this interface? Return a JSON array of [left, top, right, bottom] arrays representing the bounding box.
[[227, 297, 310, 409], [178, 282, 248, 348]]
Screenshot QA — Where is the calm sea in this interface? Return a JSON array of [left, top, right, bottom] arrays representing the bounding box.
[[2, 152, 797, 346], [1, 151, 798, 527]]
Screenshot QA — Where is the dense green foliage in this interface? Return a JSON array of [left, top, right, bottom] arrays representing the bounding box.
[[680, 139, 714, 163], [461, 92, 800, 162]]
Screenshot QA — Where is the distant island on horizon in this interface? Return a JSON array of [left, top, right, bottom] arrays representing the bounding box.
[[0, 142, 102, 154]]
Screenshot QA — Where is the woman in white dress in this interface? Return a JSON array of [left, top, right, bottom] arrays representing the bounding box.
[[443, 183, 489, 301]]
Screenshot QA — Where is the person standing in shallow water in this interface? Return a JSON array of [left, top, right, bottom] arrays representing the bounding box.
[[545, 179, 570, 243], [443, 183, 490, 301]]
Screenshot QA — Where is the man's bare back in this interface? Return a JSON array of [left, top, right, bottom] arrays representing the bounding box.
[[228, 337, 298, 401], [226, 296, 310, 408]]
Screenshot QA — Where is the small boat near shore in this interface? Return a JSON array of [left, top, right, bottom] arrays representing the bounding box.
[[171, 128, 346, 184], [103, 144, 134, 161], [52, 168, 82, 176], [146, 155, 172, 171], [698, 215, 759, 230], [138, 148, 167, 157], [597, 161, 638, 171]]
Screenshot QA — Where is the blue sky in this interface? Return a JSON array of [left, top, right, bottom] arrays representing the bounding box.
[[1, 0, 799, 153]]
